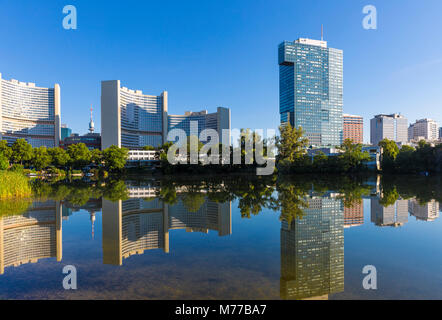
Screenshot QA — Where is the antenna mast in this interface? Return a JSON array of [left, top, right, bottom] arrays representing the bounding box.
[[321, 24, 324, 41]]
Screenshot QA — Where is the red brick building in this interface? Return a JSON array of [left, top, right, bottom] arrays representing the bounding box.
[[343, 114, 363, 144]]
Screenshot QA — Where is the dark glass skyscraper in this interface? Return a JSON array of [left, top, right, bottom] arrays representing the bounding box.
[[279, 38, 343, 147]]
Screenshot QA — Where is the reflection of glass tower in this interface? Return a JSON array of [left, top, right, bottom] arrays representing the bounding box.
[[0, 201, 62, 274], [409, 199, 440, 222], [280, 194, 344, 300], [102, 196, 231, 265], [371, 199, 409, 227], [279, 38, 343, 147]]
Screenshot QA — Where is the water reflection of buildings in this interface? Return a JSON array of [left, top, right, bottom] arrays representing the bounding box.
[[371, 199, 409, 227], [344, 199, 364, 228], [409, 199, 440, 222], [0, 201, 62, 274], [102, 196, 231, 265], [280, 193, 344, 300]]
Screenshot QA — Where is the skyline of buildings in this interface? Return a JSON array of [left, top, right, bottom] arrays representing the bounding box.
[[101, 80, 231, 150], [279, 38, 343, 147], [0, 33, 440, 151]]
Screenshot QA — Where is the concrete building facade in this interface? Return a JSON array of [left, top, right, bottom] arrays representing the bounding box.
[[101, 80, 168, 150], [0, 73, 60, 148], [370, 114, 408, 146], [168, 107, 231, 144], [408, 118, 438, 142]]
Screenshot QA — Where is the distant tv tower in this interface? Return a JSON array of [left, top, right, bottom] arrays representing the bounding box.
[[90, 211, 95, 239], [89, 105, 95, 133]]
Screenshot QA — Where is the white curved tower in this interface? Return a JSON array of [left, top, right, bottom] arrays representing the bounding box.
[[0, 73, 60, 147]]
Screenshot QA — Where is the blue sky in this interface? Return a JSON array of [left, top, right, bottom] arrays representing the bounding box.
[[0, 0, 441, 143]]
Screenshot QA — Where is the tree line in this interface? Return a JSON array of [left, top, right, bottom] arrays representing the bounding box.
[[0, 139, 128, 173]]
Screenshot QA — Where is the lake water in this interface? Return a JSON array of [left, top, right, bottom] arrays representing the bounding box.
[[0, 174, 441, 300]]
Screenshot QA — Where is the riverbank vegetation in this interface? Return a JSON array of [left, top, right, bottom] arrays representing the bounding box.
[[0, 139, 128, 176]]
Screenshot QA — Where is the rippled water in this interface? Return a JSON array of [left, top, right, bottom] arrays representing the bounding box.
[[0, 175, 441, 300]]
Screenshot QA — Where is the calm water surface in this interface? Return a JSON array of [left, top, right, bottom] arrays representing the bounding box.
[[0, 175, 441, 300]]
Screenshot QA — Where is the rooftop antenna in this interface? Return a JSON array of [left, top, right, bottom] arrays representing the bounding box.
[[321, 24, 324, 41]]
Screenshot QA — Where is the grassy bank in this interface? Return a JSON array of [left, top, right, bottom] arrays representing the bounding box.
[[0, 171, 32, 199]]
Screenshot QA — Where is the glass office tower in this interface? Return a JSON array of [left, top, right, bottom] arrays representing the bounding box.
[[279, 38, 343, 147]]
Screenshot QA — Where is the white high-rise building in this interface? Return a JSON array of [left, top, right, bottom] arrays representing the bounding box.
[[408, 118, 438, 142], [370, 114, 408, 146], [0, 73, 61, 148], [101, 80, 168, 150]]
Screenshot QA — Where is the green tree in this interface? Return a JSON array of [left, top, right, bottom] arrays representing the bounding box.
[[395, 145, 415, 173], [48, 147, 71, 168], [11, 139, 33, 165], [0, 153, 9, 170], [0, 140, 12, 160], [102, 146, 128, 172], [67, 143, 91, 169], [91, 149, 103, 165], [32, 146, 51, 170], [378, 139, 399, 171], [276, 123, 308, 163], [338, 139, 371, 171]]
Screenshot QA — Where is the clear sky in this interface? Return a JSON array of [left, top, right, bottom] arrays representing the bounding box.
[[0, 0, 441, 142]]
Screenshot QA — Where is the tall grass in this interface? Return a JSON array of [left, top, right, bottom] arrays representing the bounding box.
[[0, 171, 32, 199]]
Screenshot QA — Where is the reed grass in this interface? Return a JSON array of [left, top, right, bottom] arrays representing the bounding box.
[[0, 171, 32, 199]]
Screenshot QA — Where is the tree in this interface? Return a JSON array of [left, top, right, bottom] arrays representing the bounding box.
[[395, 145, 415, 173], [378, 139, 399, 171], [338, 139, 371, 171], [49, 147, 71, 168], [32, 146, 51, 170], [11, 139, 33, 165], [67, 143, 91, 169], [0, 140, 12, 160], [91, 149, 103, 165], [276, 123, 308, 163], [102, 146, 128, 172], [0, 153, 9, 170]]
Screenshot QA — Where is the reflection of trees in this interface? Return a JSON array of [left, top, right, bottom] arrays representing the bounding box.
[[182, 192, 206, 213], [0, 199, 32, 217], [382, 175, 442, 205], [271, 182, 308, 224], [102, 180, 129, 202], [23, 174, 441, 222], [233, 180, 275, 219]]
